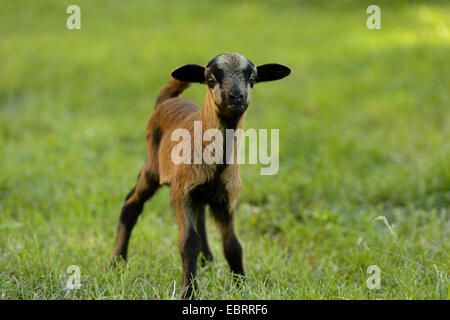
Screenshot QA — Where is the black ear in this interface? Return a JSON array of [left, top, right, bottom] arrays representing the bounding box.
[[171, 64, 205, 83], [256, 64, 291, 82]]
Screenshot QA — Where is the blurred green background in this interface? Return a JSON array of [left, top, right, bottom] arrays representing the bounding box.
[[0, 0, 448, 299]]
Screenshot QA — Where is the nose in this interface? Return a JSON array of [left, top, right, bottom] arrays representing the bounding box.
[[229, 88, 244, 105]]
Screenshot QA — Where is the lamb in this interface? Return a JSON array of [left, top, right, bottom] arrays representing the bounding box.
[[110, 52, 291, 298]]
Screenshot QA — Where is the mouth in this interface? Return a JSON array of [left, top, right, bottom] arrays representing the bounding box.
[[228, 104, 247, 113], [218, 103, 248, 118]]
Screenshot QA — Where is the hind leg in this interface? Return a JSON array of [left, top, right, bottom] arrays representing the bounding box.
[[110, 167, 159, 263]]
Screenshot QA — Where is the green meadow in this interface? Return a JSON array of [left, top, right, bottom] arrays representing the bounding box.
[[0, 0, 448, 299]]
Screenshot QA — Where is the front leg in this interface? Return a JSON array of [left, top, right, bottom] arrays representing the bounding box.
[[210, 205, 245, 278], [194, 203, 214, 266], [172, 192, 201, 299]]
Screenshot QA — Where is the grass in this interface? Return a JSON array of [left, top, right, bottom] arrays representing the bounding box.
[[0, 0, 449, 299]]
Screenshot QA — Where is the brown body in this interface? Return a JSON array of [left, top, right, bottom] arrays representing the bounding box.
[[110, 53, 291, 299], [111, 80, 245, 298]]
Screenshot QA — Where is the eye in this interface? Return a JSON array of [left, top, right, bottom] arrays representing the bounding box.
[[249, 75, 256, 85], [206, 77, 216, 87]]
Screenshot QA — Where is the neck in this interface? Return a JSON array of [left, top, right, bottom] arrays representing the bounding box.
[[200, 90, 245, 132], [200, 90, 244, 174]]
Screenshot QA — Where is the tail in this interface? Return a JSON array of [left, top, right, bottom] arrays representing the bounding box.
[[155, 78, 190, 108]]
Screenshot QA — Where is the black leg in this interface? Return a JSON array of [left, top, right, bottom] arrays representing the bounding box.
[[111, 170, 159, 262], [211, 206, 245, 278], [195, 204, 214, 266], [172, 193, 201, 299]]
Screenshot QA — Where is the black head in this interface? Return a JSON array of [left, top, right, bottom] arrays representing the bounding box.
[[171, 53, 291, 118]]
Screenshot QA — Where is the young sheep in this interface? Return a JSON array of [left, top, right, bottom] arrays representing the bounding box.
[[110, 52, 291, 298]]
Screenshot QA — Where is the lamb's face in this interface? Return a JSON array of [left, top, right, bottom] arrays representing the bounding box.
[[205, 53, 257, 118]]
